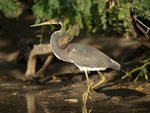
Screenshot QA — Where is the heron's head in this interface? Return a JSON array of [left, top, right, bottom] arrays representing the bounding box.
[[30, 18, 63, 27]]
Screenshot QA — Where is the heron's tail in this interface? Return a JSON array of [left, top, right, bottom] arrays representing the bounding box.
[[110, 59, 121, 70]]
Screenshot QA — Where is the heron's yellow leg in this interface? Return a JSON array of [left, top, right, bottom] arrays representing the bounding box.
[[83, 71, 91, 104], [91, 71, 105, 90], [82, 104, 87, 113], [82, 104, 92, 113]]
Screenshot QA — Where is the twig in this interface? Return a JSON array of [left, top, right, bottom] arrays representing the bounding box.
[[133, 15, 150, 41], [137, 38, 150, 48], [145, 73, 148, 81], [134, 15, 150, 33], [134, 73, 140, 82], [122, 61, 149, 79], [127, 6, 150, 48]]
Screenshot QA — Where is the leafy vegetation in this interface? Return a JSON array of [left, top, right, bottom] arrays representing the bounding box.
[[0, 0, 21, 18], [1, 0, 150, 35]]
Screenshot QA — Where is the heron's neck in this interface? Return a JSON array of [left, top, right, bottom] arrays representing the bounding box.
[[50, 23, 66, 48], [50, 24, 68, 60]]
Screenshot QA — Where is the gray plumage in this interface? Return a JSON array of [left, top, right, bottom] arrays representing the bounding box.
[[50, 26, 120, 72], [31, 18, 121, 104], [65, 43, 120, 70]]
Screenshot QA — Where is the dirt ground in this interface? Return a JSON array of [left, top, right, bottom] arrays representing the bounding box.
[[0, 10, 150, 113]]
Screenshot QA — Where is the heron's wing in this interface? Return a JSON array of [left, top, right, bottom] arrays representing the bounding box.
[[65, 43, 120, 70]]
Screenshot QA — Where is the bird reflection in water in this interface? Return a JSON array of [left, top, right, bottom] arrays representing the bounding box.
[[25, 94, 91, 113]]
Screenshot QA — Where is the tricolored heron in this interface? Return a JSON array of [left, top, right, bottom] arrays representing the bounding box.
[[31, 18, 121, 104]]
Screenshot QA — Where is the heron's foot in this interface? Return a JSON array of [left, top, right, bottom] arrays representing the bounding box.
[[82, 104, 92, 113], [83, 85, 91, 104], [89, 95, 92, 100], [83, 91, 92, 101], [83, 91, 89, 104]]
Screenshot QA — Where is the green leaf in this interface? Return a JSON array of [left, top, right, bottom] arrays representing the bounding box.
[[139, 57, 150, 63]]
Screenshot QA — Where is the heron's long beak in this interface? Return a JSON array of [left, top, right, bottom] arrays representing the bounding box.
[[30, 21, 51, 27]]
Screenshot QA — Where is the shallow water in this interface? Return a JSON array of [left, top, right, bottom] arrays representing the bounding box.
[[0, 93, 150, 113], [0, 81, 150, 113]]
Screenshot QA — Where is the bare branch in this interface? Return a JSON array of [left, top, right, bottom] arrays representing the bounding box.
[[25, 25, 79, 80], [126, 6, 150, 48], [133, 15, 150, 41]]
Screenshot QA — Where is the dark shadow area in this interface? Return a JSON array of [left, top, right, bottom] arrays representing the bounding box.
[[95, 85, 147, 100], [131, 101, 150, 112]]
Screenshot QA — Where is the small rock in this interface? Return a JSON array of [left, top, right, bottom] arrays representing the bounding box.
[[64, 99, 78, 103]]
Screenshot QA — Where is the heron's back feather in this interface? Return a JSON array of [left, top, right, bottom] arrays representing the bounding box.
[[65, 43, 120, 71]]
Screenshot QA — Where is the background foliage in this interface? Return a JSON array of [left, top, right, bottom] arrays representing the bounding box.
[[1, 0, 150, 36], [0, 0, 21, 18]]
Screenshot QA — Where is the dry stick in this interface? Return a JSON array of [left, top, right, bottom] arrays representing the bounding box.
[[133, 15, 150, 40], [125, 10, 139, 39], [134, 73, 140, 82], [32, 53, 54, 78], [126, 6, 150, 48], [137, 38, 150, 48], [135, 23, 150, 48], [25, 44, 52, 79], [145, 73, 148, 81], [133, 15, 150, 41], [125, 14, 150, 48], [25, 25, 78, 79], [132, 15, 150, 48]]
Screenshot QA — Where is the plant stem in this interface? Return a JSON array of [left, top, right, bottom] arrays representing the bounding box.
[[122, 62, 149, 79]]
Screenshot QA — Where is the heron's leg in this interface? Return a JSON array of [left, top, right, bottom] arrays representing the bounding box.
[[91, 71, 105, 90], [82, 104, 92, 113], [83, 71, 91, 104]]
